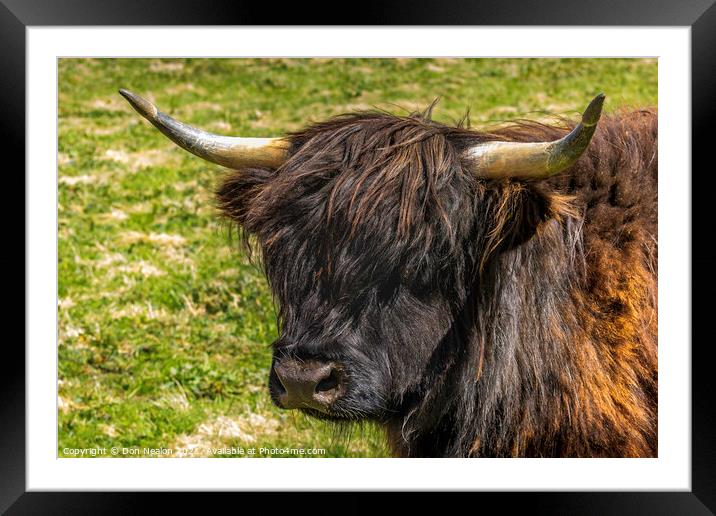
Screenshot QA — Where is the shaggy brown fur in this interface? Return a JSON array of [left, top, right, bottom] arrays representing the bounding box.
[[217, 105, 658, 457]]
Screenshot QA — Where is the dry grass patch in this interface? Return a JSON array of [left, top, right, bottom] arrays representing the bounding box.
[[162, 246, 195, 268], [118, 231, 187, 247], [96, 207, 129, 223], [149, 60, 185, 73], [58, 152, 73, 166], [207, 121, 232, 132], [89, 97, 128, 113], [102, 147, 181, 171], [111, 302, 168, 320], [59, 175, 97, 186], [164, 82, 206, 96], [58, 395, 85, 414], [59, 324, 85, 342], [99, 424, 119, 438], [115, 261, 165, 278], [151, 387, 191, 412], [95, 252, 127, 269], [171, 413, 281, 457], [58, 297, 76, 310], [60, 115, 135, 137]]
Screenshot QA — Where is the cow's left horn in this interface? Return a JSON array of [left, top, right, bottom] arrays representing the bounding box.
[[465, 94, 605, 179], [118, 89, 290, 169]]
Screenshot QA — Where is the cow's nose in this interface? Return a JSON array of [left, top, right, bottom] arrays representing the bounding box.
[[273, 359, 343, 412]]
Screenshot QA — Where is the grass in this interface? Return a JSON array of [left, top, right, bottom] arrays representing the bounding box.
[[58, 57, 657, 458]]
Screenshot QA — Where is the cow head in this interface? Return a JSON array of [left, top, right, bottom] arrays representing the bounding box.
[[120, 89, 603, 423]]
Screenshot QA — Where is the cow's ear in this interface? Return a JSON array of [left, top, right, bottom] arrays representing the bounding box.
[[215, 167, 273, 232], [484, 182, 578, 256]]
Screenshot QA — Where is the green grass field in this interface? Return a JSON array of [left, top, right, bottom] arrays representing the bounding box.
[[58, 58, 657, 458]]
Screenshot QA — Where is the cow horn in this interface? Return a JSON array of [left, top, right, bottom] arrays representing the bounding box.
[[465, 94, 605, 179], [118, 89, 290, 169]]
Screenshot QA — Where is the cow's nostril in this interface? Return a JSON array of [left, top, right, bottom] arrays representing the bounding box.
[[315, 368, 340, 394]]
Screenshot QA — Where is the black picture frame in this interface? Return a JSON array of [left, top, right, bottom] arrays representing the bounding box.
[[4, 0, 713, 513]]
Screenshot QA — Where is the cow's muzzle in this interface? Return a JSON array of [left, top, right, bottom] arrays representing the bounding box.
[[270, 359, 345, 413]]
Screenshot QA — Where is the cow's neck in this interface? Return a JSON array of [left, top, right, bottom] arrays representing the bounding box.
[[389, 217, 586, 457]]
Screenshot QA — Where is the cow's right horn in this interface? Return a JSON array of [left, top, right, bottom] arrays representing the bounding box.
[[119, 89, 290, 170]]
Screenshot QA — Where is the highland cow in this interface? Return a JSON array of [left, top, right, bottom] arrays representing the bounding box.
[[120, 89, 658, 458]]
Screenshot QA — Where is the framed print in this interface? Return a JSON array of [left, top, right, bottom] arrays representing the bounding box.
[[5, 0, 714, 512]]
